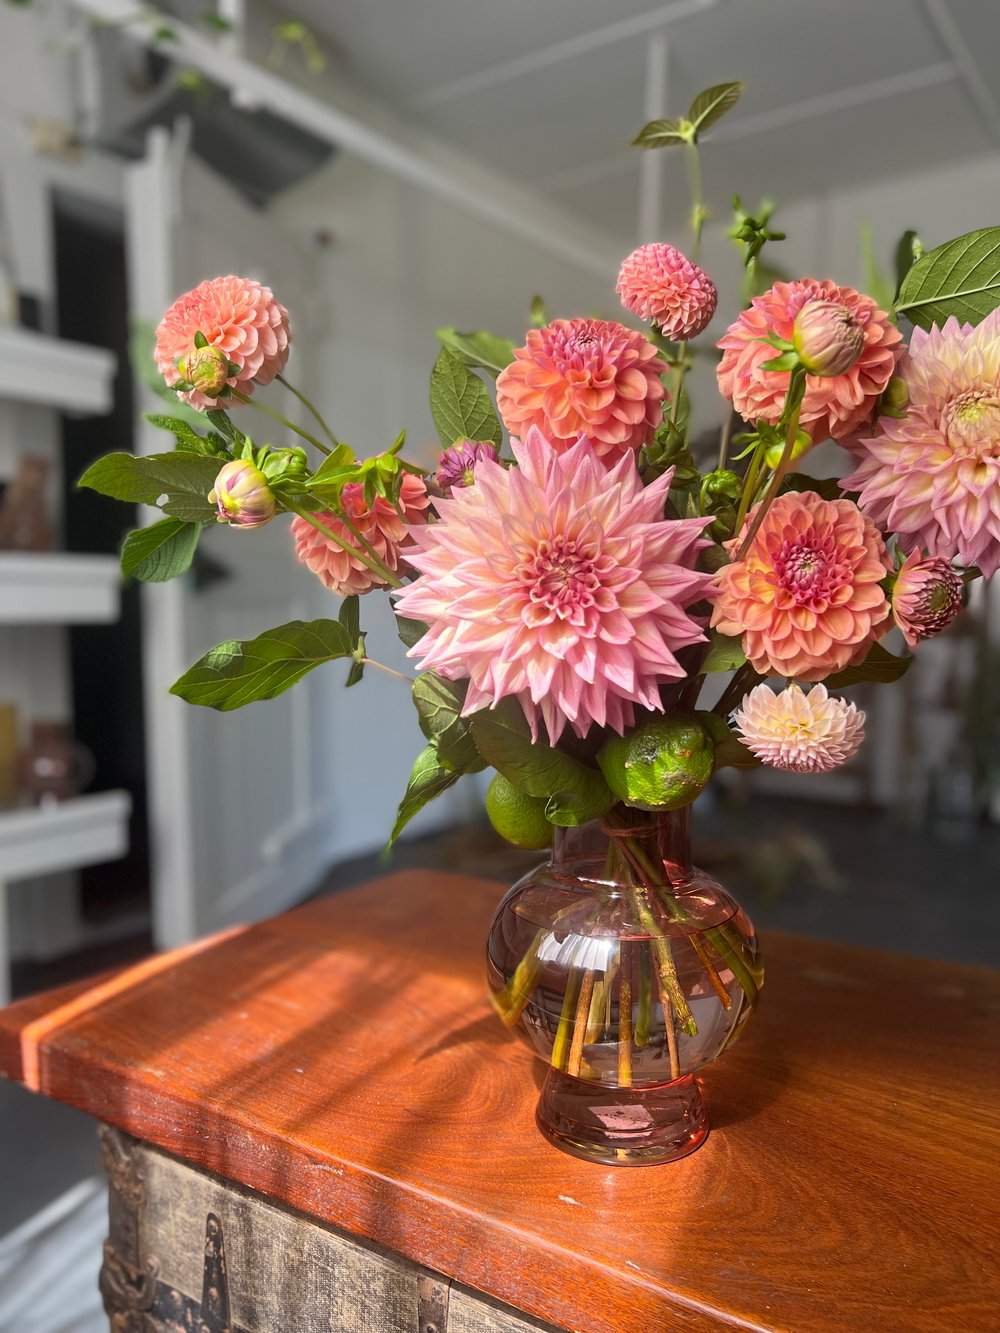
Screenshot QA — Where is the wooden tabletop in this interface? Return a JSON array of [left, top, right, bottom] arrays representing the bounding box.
[[1, 870, 998, 1333]]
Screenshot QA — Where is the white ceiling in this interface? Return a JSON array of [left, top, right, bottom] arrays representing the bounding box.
[[289, 0, 1000, 243]]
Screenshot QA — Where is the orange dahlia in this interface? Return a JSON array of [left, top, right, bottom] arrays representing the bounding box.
[[495, 318, 667, 462], [711, 490, 892, 680], [716, 279, 901, 444], [155, 275, 291, 410]]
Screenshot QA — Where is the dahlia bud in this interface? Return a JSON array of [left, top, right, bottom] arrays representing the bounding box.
[[208, 459, 276, 529], [879, 375, 910, 418], [177, 344, 231, 398], [261, 446, 308, 482], [891, 551, 963, 646], [792, 299, 864, 377], [436, 440, 500, 491]]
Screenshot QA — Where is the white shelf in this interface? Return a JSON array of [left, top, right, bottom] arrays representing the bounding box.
[[0, 553, 121, 624], [0, 790, 131, 882], [0, 326, 116, 415]]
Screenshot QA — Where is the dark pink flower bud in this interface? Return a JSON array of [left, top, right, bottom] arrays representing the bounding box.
[[891, 550, 962, 646], [436, 440, 500, 491]]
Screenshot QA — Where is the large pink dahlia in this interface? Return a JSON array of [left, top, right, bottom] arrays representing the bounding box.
[[155, 275, 291, 410], [394, 428, 712, 743], [844, 311, 1000, 576], [291, 473, 429, 596], [495, 319, 667, 463], [716, 279, 901, 444], [711, 490, 892, 681]]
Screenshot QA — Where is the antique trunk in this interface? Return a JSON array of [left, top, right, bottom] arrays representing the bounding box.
[[99, 1124, 558, 1333]]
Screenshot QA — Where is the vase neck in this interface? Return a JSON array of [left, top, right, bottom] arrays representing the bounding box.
[[552, 805, 693, 884]]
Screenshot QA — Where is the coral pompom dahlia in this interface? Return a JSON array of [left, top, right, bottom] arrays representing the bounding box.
[[495, 319, 667, 462], [616, 243, 718, 339], [732, 683, 866, 773], [394, 428, 712, 744], [716, 279, 901, 443], [712, 490, 891, 681], [844, 311, 1000, 577], [291, 473, 429, 597], [155, 275, 291, 409]]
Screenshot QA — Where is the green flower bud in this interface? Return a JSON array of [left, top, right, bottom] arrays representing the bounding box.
[[177, 344, 231, 398]]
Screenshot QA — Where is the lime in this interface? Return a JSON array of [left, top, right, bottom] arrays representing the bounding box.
[[597, 713, 714, 811], [485, 774, 554, 850]]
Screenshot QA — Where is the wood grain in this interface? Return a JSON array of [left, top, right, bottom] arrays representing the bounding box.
[[1, 870, 999, 1333]]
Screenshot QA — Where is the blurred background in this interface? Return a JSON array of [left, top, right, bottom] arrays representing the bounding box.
[[1, 0, 999, 1320]]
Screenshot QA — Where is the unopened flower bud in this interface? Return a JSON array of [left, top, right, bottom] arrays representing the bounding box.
[[880, 375, 909, 418], [262, 446, 308, 482], [792, 299, 864, 377], [208, 459, 276, 529], [177, 343, 231, 398], [891, 550, 962, 646], [436, 440, 500, 491]]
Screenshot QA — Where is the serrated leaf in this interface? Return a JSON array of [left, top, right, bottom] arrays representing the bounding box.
[[388, 744, 461, 845], [412, 673, 485, 774], [170, 619, 356, 711], [435, 328, 516, 377], [688, 81, 744, 135], [395, 613, 428, 650], [896, 226, 1000, 329], [120, 517, 201, 583], [429, 348, 503, 448], [632, 117, 691, 149], [339, 596, 365, 686], [701, 630, 746, 674], [145, 414, 209, 448], [470, 698, 613, 826], [825, 642, 912, 688], [79, 451, 219, 522], [204, 409, 244, 446]]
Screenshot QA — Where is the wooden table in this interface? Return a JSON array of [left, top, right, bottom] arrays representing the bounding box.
[[1, 870, 998, 1333]]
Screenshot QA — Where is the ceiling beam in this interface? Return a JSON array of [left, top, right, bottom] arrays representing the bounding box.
[[69, 0, 622, 283], [410, 0, 719, 110]]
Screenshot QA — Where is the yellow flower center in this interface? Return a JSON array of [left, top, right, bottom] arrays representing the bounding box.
[[944, 391, 1000, 457]]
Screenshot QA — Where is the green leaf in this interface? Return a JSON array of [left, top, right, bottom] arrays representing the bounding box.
[[170, 619, 356, 711], [470, 698, 613, 826], [388, 744, 461, 846], [435, 328, 515, 378], [120, 518, 201, 583], [825, 642, 912, 688], [200, 10, 232, 30], [896, 226, 1000, 329], [79, 451, 219, 522], [701, 630, 746, 674], [338, 596, 366, 686], [395, 614, 428, 651], [687, 81, 744, 136], [144, 414, 222, 455], [429, 348, 503, 448], [204, 409, 244, 446], [529, 295, 547, 328], [632, 117, 691, 149], [696, 711, 761, 771], [780, 472, 843, 502], [412, 673, 485, 774]]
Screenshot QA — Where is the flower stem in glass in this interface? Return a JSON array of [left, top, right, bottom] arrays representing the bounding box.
[[552, 967, 582, 1071], [567, 968, 596, 1077], [618, 946, 633, 1087]]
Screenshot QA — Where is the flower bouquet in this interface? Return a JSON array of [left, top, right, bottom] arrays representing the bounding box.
[[82, 80, 998, 1164]]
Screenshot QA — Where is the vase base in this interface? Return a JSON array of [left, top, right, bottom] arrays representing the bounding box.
[[536, 1067, 708, 1166]]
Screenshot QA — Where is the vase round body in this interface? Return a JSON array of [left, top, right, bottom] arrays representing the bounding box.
[[486, 806, 761, 1165]]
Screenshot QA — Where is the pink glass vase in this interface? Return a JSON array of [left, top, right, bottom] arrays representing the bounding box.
[[486, 805, 762, 1165]]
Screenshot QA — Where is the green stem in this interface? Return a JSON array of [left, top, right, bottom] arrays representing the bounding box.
[[735, 370, 806, 561], [733, 441, 765, 538], [717, 410, 733, 471], [704, 925, 761, 1009], [361, 658, 414, 685], [231, 389, 331, 456], [713, 662, 762, 718], [334, 504, 389, 570], [287, 503, 404, 589], [635, 946, 652, 1047], [552, 967, 582, 1071], [277, 373, 340, 447], [686, 141, 705, 262], [491, 933, 544, 1026], [669, 344, 689, 425]]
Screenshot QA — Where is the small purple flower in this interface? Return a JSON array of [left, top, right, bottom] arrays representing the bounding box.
[[436, 440, 500, 491]]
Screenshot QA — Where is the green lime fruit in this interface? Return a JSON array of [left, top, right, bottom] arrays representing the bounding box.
[[485, 774, 554, 850], [597, 713, 714, 812]]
